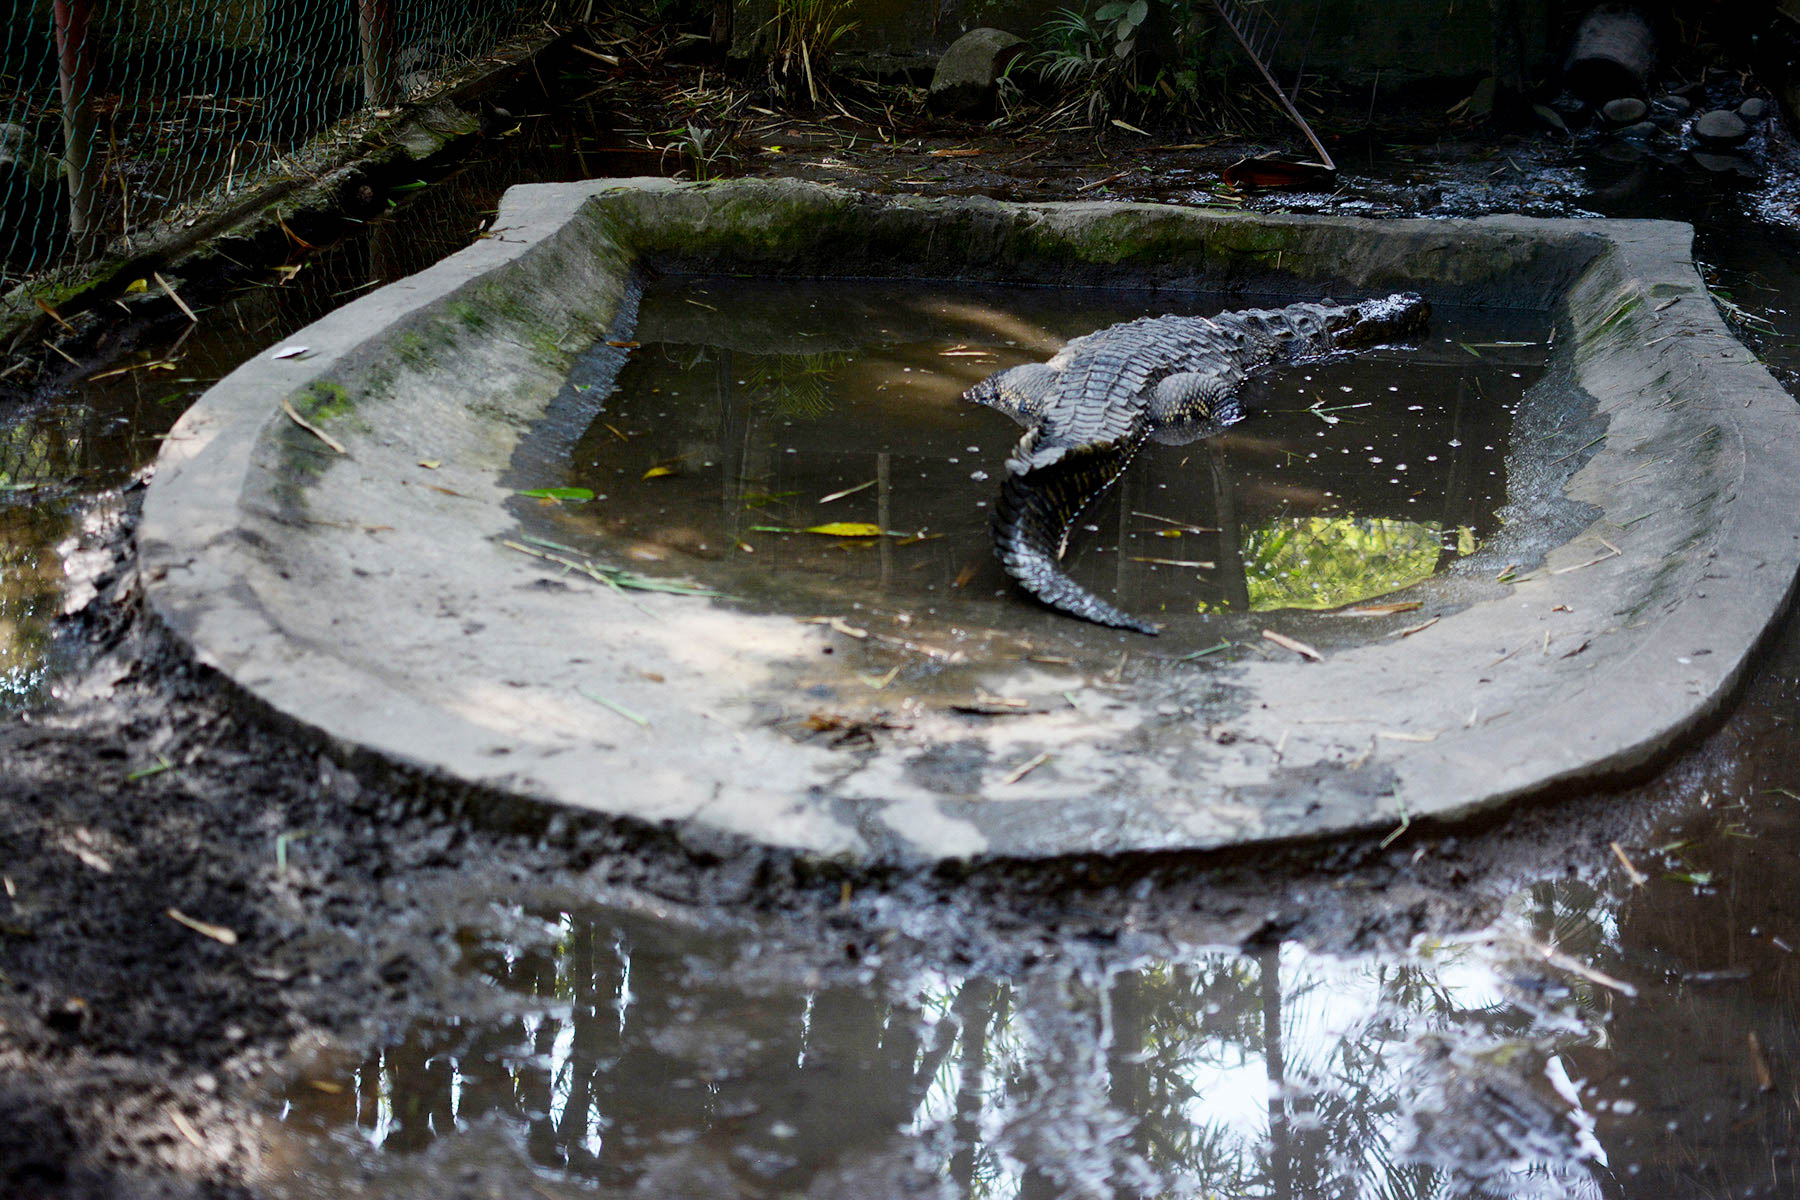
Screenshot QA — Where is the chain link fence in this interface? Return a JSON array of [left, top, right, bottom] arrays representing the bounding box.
[[1, 0, 564, 291]]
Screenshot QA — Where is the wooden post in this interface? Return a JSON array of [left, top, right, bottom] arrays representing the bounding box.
[[358, 0, 400, 108], [53, 0, 98, 252]]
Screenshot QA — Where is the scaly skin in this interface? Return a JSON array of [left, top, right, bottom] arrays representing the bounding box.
[[966, 292, 1430, 635]]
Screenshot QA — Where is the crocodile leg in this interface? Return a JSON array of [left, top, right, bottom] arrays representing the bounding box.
[[966, 362, 1060, 426]]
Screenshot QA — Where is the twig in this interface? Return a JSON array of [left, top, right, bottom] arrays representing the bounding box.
[[1262, 629, 1322, 661], [1610, 840, 1649, 886], [1002, 751, 1051, 785], [154, 272, 199, 323], [279, 397, 347, 454]]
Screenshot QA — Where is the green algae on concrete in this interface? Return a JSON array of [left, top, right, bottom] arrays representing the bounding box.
[[139, 178, 1800, 870]]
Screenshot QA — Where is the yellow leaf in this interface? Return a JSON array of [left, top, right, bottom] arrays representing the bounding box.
[[642, 464, 677, 480], [804, 522, 884, 537], [418, 459, 441, 469], [125, 278, 149, 293]]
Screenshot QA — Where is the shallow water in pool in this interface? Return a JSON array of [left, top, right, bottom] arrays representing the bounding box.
[[540, 280, 1545, 635]]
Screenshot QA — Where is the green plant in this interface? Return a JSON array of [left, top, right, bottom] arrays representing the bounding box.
[[1034, 0, 1160, 124], [661, 124, 737, 181], [761, 0, 858, 105]]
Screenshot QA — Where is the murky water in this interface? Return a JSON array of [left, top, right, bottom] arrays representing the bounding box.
[[536, 280, 1539, 636]]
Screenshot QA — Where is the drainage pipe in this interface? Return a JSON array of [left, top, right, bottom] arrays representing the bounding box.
[[1563, 5, 1655, 102]]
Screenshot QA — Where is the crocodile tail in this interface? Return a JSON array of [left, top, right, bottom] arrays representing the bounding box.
[[993, 443, 1160, 636]]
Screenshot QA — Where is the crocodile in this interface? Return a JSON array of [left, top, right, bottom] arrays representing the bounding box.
[[965, 292, 1430, 635]]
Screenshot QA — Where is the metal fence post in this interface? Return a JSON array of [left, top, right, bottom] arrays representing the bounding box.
[[52, 0, 99, 252], [359, 0, 400, 107]]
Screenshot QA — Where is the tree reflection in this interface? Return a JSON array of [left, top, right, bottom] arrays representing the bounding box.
[[285, 904, 1628, 1198]]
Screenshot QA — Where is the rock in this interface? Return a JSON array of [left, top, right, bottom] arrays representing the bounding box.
[[1602, 96, 1648, 125], [1616, 120, 1660, 143], [1739, 97, 1769, 121], [1655, 93, 1693, 115], [928, 28, 1026, 116], [1692, 108, 1751, 147], [1690, 150, 1756, 177]]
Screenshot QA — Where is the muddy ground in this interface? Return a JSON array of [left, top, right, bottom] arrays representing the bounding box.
[[0, 25, 1790, 1200]]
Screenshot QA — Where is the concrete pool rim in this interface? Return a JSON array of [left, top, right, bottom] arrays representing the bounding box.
[[139, 177, 1800, 868]]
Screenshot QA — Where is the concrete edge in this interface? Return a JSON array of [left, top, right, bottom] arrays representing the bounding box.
[[137, 178, 1800, 867]]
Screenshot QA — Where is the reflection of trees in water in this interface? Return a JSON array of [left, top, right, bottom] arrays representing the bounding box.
[[1241, 515, 1445, 612], [712, 349, 851, 423], [0, 406, 93, 707], [298, 907, 1619, 1198]]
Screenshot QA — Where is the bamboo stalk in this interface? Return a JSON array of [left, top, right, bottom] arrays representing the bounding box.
[[1206, 0, 1335, 171]]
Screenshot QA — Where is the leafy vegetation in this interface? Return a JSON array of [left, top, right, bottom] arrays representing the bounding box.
[[759, 0, 859, 104]]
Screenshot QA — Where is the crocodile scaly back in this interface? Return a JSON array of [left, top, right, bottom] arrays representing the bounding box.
[[966, 292, 1430, 634]]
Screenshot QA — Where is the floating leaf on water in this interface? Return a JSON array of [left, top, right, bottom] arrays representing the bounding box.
[[803, 521, 884, 537], [516, 486, 594, 502], [818, 479, 876, 504], [642, 464, 679, 480], [1457, 526, 1479, 555]]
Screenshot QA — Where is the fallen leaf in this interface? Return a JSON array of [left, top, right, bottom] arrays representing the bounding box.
[[418, 459, 441, 469], [271, 345, 311, 360], [642, 464, 678, 480], [804, 521, 884, 537], [515, 486, 593, 501]]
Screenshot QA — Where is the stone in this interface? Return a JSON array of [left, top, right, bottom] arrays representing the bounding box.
[[1654, 93, 1693, 115], [1616, 120, 1660, 143], [1692, 108, 1751, 147], [1739, 97, 1769, 121], [1690, 150, 1756, 178], [928, 28, 1025, 116], [1601, 96, 1647, 125]]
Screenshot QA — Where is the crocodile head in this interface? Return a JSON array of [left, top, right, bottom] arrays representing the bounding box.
[[1325, 291, 1431, 349]]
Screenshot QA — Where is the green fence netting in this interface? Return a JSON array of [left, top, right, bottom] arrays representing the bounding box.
[[1, 0, 557, 290]]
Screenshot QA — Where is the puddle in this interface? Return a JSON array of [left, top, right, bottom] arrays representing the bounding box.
[[532, 279, 1541, 638], [273, 588, 1800, 1198], [280, 901, 1619, 1198]]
